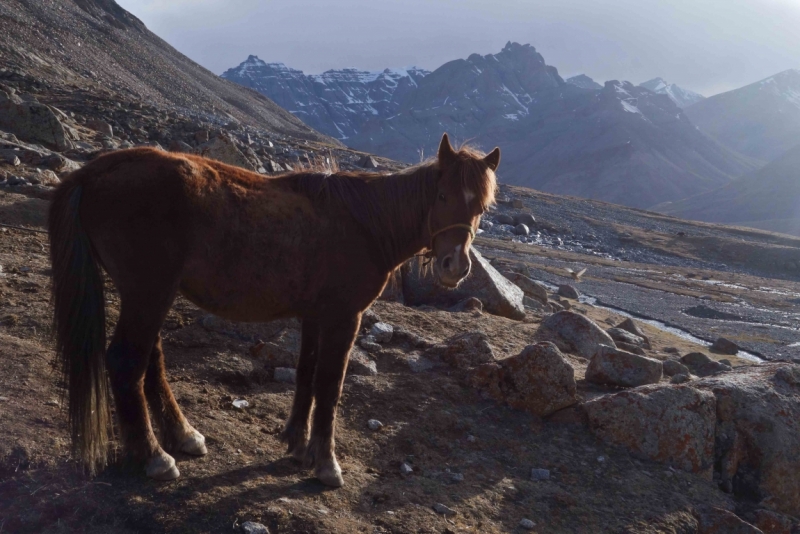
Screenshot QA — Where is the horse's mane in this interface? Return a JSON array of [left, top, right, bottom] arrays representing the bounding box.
[[285, 148, 497, 268]]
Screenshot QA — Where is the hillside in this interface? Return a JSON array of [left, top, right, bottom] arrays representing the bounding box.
[[655, 143, 800, 237], [0, 0, 334, 142], [227, 42, 758, 209], [684, 69, 800, 162], [639, 78, 705, 108]]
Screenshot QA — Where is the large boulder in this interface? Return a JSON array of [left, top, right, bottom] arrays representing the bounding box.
[[197, 134, 257, 171], [585, 345, 663, 387], [584, 384, 716, 473], [503, 272, 549, 305], [534, 311, 616, 358], [401, 247, 525, 320], [615, 318, 652, 349], [694, 363, 800, 517], [470, 342, 578, 417], [0, 90, 71, 151]]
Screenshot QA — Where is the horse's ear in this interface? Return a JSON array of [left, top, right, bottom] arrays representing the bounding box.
[[484, 147, 500, 171], [438, 133, 455, 163]]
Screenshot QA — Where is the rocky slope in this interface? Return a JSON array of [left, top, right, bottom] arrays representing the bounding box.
[[566, 74, 603, 90], [221, 56, 429, 141], [655, 143, 800, 236], [639, 77, 705, 108], [684, 69, 800, 162], [0, 0, 333, 143], [229, 42, 758, 209]]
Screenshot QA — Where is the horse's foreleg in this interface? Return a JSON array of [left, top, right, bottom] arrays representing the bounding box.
[[306, 312, 361, 487], [280, 318, 320, 461], [107, 307, 178, 480], [144, 335, 207, 456]]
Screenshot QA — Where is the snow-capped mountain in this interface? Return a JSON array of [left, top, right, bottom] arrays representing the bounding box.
[[684, 69, 800, 162], [639, 78, 705, 108], [222, 43, 757, 209], [221, 55, 429, 140], [566, 74, 602, 90]]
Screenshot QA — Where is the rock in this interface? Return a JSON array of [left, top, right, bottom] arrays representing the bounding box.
[[750, 509, 793, 534], [0, 150, 20, 166], [357, 155, 379, 168], [232, 399, 249, 410], [606, 328, 646, 348], [273, 367, 296, 384], [671, 373, 691, 384], [198, 134, 256, 170], [433, 503, 456, 516], [511, 199, 525, 209], [264, 159, 284, 173], [194, 130, 209, 143], [401, 248, 525, 320], [585, 345, 663, 387], [495, 213, 514, 225], [584, 384, 716, 473], [169, 140, 193, 153], [693, 507, 763, 534], [479, 219, 493, 231], [523, 296, 547, 312], [549, 301, 564, 312], [710, 337, 739, 355], [694, 363, 800, 516], [470, 342, 578, 417], [663, 359, 690, 377], [35, 169, 60, 186], [534, 311, 616, 359], [359, 336, 382, 352], [390, 326, 434, 349], [400, 462, 413, 475], [367, 419, 383, 431], [0, 90, 71, 151], [530, 468, 550, 481], [615, 318, 652, 349], [682, 353, 731, 377], [361, 308, 382, 329], [557, 284, 580, 299], [503, 273, 548, 305], [514, 223, 529, 236], [86, 119, 113, 138], [251, 341, 296, 368], [519, 518, 537, 530], [514, 213, 536, 226], [664, 347, 680, 354], [449, 297, 483, 313], [370, 322, 393, 343], [348, 347, 378, 376], [241, 521, 270, 534], [426, 332, 495, 370], [615, 341, 646, 356]]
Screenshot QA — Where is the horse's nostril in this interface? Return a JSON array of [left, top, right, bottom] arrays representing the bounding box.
[[442, 256, 452, 270]]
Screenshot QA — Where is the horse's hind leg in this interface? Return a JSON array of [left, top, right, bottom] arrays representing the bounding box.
[[280, 319, 319, 460], [107, 294, 179, 480], [144, 335, 207, 456], [305, 312, 361, 487]]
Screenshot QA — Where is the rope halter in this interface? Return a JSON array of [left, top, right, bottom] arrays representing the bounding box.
[[423, 211, 476, 261]]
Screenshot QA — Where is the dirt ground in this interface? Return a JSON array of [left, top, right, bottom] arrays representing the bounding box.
[[1, 188, 761, 534]]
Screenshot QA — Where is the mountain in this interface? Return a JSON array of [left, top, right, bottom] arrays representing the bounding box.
[[0, 0, 331, 142], [655, 144, 800, 237], [684, 69, 800, 162], [225, 42, 758, 209], [567, 74, 603, 90], [221, 56, 429, 140], [639, 78, 705, 108]]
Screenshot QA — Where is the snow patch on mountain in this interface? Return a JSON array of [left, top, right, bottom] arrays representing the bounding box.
[[639, 77, 705, 108]]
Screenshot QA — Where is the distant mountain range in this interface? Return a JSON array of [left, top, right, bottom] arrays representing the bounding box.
[[639, 78, 705, 108], [684, 69, 800, 162], [224, 42, 756, 209], [655, 143, 800, 237], [566, 74, 602, 90]]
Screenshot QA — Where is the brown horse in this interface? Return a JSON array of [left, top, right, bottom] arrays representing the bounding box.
[[48, 133, 499, 487]]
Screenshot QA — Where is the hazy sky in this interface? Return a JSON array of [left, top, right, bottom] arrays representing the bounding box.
[[117, 0, 800, 96]]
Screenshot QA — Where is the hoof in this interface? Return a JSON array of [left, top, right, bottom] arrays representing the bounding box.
[[146, 452, 180, 481], [315, 459, 343, 488], [180, 430, 207, 456]]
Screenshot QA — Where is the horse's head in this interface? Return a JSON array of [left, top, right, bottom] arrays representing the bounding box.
[[428, 133, 500, 288]]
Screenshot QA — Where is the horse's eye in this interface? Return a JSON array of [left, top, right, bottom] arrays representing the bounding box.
[[438, 193, 446, 202]]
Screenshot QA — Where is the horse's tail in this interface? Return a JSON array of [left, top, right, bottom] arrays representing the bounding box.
[[48, 178, 110, 473]]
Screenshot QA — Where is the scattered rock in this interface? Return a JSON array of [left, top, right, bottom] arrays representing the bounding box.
[[615, 318, 652, 349], [681, 353, 731, 377], [557, 284, 580, 299], [367, 419, 383, 431], [606, 328, 646, 348], [514, 213, 536, 227], [232, 399, 249, 410], [523, 296, 548, 312], [663, 359, 690, 377], [359, 336, 382, 352], [470, 342, 578, 417], [198, 134, 256, 170], [584, 384, 716, 473], [615, 341, 646, 356], [370, 322, 393, 343], [0, 90, 71, 151], [251, 341, 296, 368], [361, 308, 382, 329], [494, 213, 514, 225], [426, 331, 495, 370], [585, 345, 663, 387], [534, 311, 616, 359], [693, 506, 763, 534], [348, 347, 378, 376], [514, 223, 529, 236], [710, 337, 739, 355], [664, 347, 680, 354], [86, 119, 113, 138], [241, 521, 270, 534], [530, 468, 550, 481], [519, 518, 536, 530], [503, 272, 548, 305], [671, 373, 691, 384], [433, 503, 456, 516], [357, 155, 379, 168], [511, 199, 524, 209], [401, 247, 525, 320], [273, 367, 296, 384], [449, 297, 483, 313], [400, 462, 413, 475]]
